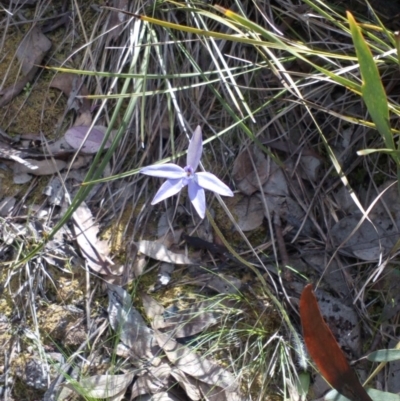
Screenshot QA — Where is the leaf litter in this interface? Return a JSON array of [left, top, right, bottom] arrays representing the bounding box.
[[4, 1, 400, 400]]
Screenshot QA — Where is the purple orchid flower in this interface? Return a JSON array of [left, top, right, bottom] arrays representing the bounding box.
[[140, 126, 234, 219]]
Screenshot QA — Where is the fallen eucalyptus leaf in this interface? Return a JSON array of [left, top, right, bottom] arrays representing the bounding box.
[[17, 26, 52, 75], [231, 195, 263, 231], [130, 364, 171, 399], [51, 73, 91, 113], [72, 202, 114, 275], [136, 240, 193, 265], [155, 331, 238, 392], [66, 372, 135, 399], [170, 368, 201, 401], [14, 158, 66, 175], [232, 146, 269, 195], [107, 284, 160, 362], [65, 125, 111, 154]]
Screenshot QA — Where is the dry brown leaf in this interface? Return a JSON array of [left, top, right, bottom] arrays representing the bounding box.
[[142, 294, 165, 319], [17, 26, 52, 75], [42, 137, 75, 157], [300, 155, 321, 181], [74, 110, 92, 126], [231, 195, 263, 231], [130, 364, 171, 399], [14, 158, 66, 176], [183, 274, 242, 295], [51, 73, 91, 113], [65, 372, 135, 399], [142, 295, 219, 337], [1, 27, 51, 107], [161, 299, 219, 338], [198, 382, 242, 401], [65, 125, 111, 154], [170, 369, 202, 401], [107, 284, 160, 363], [0, 141, 39, 170], [134, 392, 183, 401], [330, 215, 397, 260], [106, 0, 129, 42], [262, 159, 288, 197], [232, 146, 269, 195], [316, 289, 360, 357], [155, 331, 238, 392], [72, 202, 114, 275], [0, 197, 16, 217], [136, 240, 193, 265]]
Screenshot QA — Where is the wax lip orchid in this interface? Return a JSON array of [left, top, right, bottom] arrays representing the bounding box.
[[140, 126, 234, 219]]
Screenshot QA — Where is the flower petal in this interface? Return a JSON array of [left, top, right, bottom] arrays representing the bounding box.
[[196, 172, 234, 197], [140, 164, 185, 179], [188, 181, 206, 219], [186, 126, 203, 171], [151, 178, 185, 204]]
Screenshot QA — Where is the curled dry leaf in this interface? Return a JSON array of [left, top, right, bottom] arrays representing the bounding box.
[[72, 202, 114, 275], [130, 364, 171, 399], [170, 369, 202, 401], [155, 331, 238, 392], [65, 125, 111, 154], [65, 372, 135, 399], [232, 145, 269, 195], [136, 240, 193, 265]]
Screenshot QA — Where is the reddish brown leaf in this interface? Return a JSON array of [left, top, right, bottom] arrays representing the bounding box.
[[299, 284, 372, 401]]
